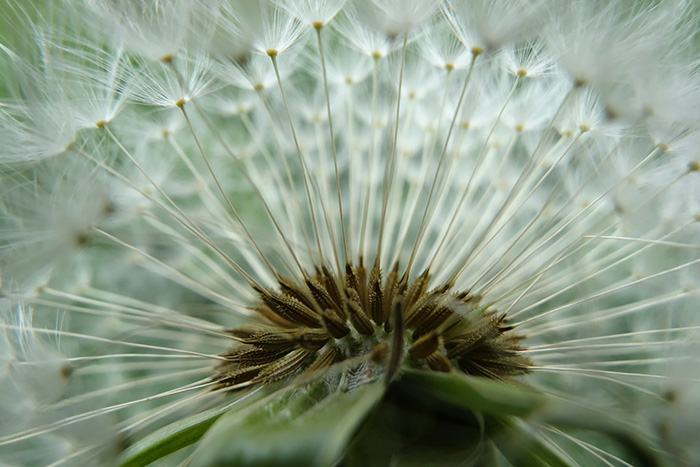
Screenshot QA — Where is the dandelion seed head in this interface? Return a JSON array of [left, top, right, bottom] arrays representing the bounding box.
[[1, 0, 700, 465]]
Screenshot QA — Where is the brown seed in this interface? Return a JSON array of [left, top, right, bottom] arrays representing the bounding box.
[[242, 330, 297, 350], [292, 348, 338, 386], [321, 309, 351, 339], [403, 269, 431, 309], [298, 347, 338, 378], [404, 293, 440, 328], [279, 277, 317, 310], [352, 263, 369, 310], [253, 304, 297, 328], [228, 324, 266, 340], [412, 304, 453, 339], [294, 329, 331, 351], [409, 331, 440, 359], [382, 264, 400, 322], [258, 290, 322, 328], [368, 266, 384, 324], [345, 262, 358, 291], [222, 346, 293, 365], [60, 364, 73, 379], [426, 353, 453, 373], [306, 278, 342, 316], [321, 266, 345, 314], [215, 365, 264, 389], [445, 334, 484, 359], [255, 349, 313, 383], [369, 276, 384, 325], [346, 298, 374, 335]]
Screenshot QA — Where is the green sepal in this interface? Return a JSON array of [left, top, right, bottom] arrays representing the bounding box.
[[190, 381, 385, 467], [117, 389, 268, 467], [401, 369, 661, 466], [402, 368, 546, 418]]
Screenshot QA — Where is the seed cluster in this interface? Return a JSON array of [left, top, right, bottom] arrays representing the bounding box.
[[215, 263, 531, 389]]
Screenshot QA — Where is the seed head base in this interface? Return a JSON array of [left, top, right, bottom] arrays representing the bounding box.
[[215, 263, 531, 389]]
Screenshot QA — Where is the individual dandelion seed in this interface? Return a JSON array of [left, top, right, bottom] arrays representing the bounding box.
[[1, 0, 700, 466]]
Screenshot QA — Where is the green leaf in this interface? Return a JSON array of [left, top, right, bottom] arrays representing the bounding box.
[[118, 389, 267, 467], [402, 368, 547, 418], [190, 382, 385, 467]]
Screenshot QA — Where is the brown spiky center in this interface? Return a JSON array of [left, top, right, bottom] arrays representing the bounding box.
[[214, 263, 531, 390]]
